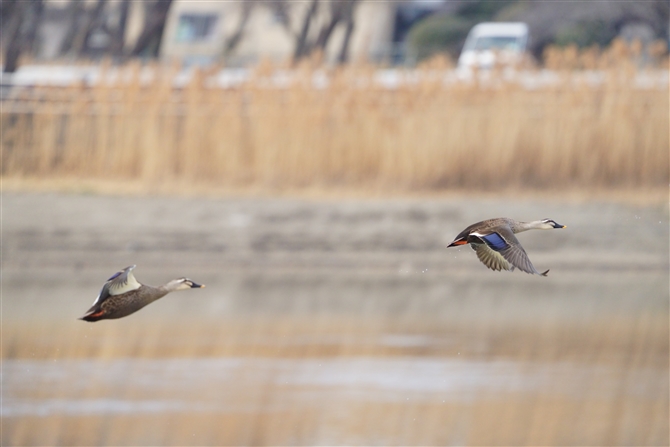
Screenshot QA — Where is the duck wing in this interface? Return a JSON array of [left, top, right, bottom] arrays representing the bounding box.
[[90, 265, 141, 308], [472, 243, 513, 272], [472, 227, 548, 276]]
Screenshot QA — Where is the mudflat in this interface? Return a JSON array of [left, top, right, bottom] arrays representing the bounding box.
[[2, 191, 668, 445]]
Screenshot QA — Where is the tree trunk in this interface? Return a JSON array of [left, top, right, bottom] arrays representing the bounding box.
[[71, 0, 95, 55], [268, 1, 292, 36], [23, 0, 45, 56], [74, 0, 108, 56], [1, 0, 20, 47], [293, 0, 319, 63], [58, 0, 85, 56], [129, 0, 174, 58], [223, 2, 254, 57], [337, 0, 358, 64], [3, 2, 25, 73], [313, 8, 342, 52], [337, 12, 355, 64], [110, 0, 131, 57], [652, 0, 669, 40]]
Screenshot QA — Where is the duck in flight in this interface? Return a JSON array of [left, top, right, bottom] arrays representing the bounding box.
[[79, 265, 204, 322], [447, 218, 566, 276]]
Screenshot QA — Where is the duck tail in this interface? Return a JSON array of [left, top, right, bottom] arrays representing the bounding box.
[[79, 309, 105, 322], [540, 269, 549, 277], [447, 238, 468, 248]]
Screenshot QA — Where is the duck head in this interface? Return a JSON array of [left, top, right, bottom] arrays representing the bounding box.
[[539, 218, 566, 229], [166, 278, 205, 291]]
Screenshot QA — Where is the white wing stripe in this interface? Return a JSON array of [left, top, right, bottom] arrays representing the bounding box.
[[108, 271, 141, 296]]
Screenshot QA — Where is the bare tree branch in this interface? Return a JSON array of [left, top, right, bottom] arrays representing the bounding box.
[[71, 0, 108, 56], [3, 1, 26, 73], [268, 0, 293, 37], [293, 0, 319, 63], [223, 1, 254, 57], [2, 0, 45, 73], [129, 0, 174, 57], [290, 0, 361, 64], [1, 0, 20, 48], [23, 0, 45, 56], [110, 0, 131, 57], [313, 2, 344, 51], [58, 0, 84, 56], [337, 1, 358, 64]]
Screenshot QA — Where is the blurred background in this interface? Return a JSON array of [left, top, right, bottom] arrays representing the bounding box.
[[2, 0, 668, 445]]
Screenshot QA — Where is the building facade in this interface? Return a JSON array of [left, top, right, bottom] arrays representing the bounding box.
[[160, 1, 426, 66]]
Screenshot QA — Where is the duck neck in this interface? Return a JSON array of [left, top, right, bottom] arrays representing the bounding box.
[[156, 279, 190, 296], [516, 220, 546, 232], [149, 285, 173, 302]]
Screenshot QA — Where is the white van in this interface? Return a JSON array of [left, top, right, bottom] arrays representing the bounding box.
[[458, 22, 529, 70]]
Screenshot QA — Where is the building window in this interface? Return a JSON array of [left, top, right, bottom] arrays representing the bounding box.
[[176, 13, 218, 43]]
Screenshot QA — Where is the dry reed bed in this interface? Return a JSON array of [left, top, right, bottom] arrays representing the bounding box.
[[4, 313, 667, 445], [1, 43, 668, 191], [5, 312, 667, 364]]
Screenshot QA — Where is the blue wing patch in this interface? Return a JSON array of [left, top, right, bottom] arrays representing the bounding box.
[[481, 232, 508, 251], [107, 271, 122, 281]]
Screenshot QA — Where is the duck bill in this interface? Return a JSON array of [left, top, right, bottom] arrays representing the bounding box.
[[190, 282, 205, 289], [447, 240, 468, 248], [553, 222, 566, 229]]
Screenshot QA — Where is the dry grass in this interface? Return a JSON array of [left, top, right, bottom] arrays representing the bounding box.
[[4, 313, 667, 363], [1, 41, 667, 193]]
